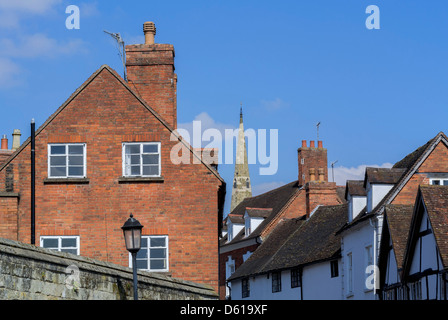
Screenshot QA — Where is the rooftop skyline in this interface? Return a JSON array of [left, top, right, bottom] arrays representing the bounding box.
[[0, 0, 446, 214]]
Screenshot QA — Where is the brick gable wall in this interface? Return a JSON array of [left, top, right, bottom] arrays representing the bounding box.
[[393, 141, 448, 205], [0, 67, 222, 292]]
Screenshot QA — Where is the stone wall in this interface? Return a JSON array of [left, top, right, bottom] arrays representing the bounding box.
[[0, 237, 218, 300]]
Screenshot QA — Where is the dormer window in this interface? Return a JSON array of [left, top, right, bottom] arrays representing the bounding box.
[[428, 174, 448, 185], [244, 208, 272, 237]]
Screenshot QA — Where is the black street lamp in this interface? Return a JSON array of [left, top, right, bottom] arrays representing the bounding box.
[[121, 214, 144, 300]]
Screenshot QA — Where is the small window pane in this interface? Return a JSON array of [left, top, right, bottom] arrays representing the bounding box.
[[51, 145, 66, 155], [42, 238, 58, 248], [125, 145, 140, 154], [68, 156, 83, 166], [130, 155, 140, 165], [61, 238, 77, 248], [137, 249, 147, 259], [68, 166, 83, 176], [443, 180, 448, 186], [50, 167, 66, 177], [68, 145, 83, 155], [143, 165, 159, 176], [136, 259, 148, 270], [150, 248, 166, 259], [142, 154, 159, 165], [50, 156, 66, 166], [131, 166, 140, 175], [150, 237, 166, 247], [143, 144, 158, 153], [150, 259, 165, 270], [61, 248, 78, 255], [140, 237, 148, 248]]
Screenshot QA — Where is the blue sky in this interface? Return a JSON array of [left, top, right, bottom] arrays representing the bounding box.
[[1, 0, 448, 214]]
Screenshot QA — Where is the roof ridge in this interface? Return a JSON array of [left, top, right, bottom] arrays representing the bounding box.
[[0, 65, 224, 182]]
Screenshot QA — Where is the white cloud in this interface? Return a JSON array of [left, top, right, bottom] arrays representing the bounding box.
[[0, 0, 62, 28], [0, 34, 87, 58], [260, 98, 289, 111], [177, 112, 236, 148], [0, 58, 23, 87], [0, 0, 61, 13], [329, 163, 394, 186]]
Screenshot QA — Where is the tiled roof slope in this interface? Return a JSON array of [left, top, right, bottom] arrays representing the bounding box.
[[364, 167, 406, 186], [419, 185, 448, 266], [340, 132, 448, 232], [221, 180, 301, 246], [345, 180, 366, 198], [384, 204, 414, 267], [228, 203, 347, 281]]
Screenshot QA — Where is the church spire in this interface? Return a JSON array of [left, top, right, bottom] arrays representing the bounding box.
[[230, 103, 252, 212]]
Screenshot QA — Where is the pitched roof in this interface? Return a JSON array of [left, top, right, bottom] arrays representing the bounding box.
[[228, 203, 347, 281], [0, 65, 224, 183], [245, 208, 273, 218], [418, 185, 448, 267], [345, 180, 366, 199], [364, 167, 406, 187], [384, 204, 414, 268], [221, 180, 302, 246], [340, 132, 448, 232]]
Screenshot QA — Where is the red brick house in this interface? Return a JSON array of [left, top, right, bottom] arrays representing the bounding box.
[[0, 22, 225, 292]]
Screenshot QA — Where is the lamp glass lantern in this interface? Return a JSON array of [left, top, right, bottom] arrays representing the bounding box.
[[121, 214, 144, 253]]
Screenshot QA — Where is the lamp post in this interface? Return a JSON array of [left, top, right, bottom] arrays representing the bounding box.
[[121, 214, 143, 300]]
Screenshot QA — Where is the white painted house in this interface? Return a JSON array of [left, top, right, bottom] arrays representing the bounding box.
[[339, 167, 405, 300], [227, 204, 347, 300]]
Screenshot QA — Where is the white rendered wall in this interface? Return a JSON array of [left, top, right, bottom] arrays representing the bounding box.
[[302, 260, 342, 300]]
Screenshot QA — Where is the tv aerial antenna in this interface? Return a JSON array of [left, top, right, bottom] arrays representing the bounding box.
[[331, 160, 338, 183], [316, 121, 321, 141], [103, 30, 127, 81]]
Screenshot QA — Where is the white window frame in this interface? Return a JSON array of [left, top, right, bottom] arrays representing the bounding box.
[[130, 235, 169, 272], [40, 235, 80, 255], [347, 252, 354, 297], [429, 178, 448, 186], [122, 142, 161, 177], [48, 143, 86, 178]]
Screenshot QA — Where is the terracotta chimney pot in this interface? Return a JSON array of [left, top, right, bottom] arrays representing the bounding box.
[[1, 134, 8, 150], [143, 21, 156, 45]]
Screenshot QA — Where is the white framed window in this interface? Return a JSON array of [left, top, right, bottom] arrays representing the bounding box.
[[364, 245, 373, 291], [122, 142, 161, 177], [430, 178, 448, 186], [40, 235, 80, 255], [347, 252, 353, 296], [48, 144, 86, 178], [272, 271, 282, 293], [131, 235, 168, 272]]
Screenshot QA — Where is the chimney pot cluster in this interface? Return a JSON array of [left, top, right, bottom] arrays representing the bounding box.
[[300, 140, 324, 149], [308, 168, 325, 182], [1, 129, 21, 151]]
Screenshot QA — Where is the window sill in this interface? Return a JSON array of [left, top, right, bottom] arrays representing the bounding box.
[[44, 178, 90, 184], [118, 176, 164, 183], [0, 192, 20, 198]]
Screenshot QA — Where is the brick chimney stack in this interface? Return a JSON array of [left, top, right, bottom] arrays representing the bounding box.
[[125, 21, 177, 128], [1, 135, 7, 150], [297, 140, 328, 186]]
